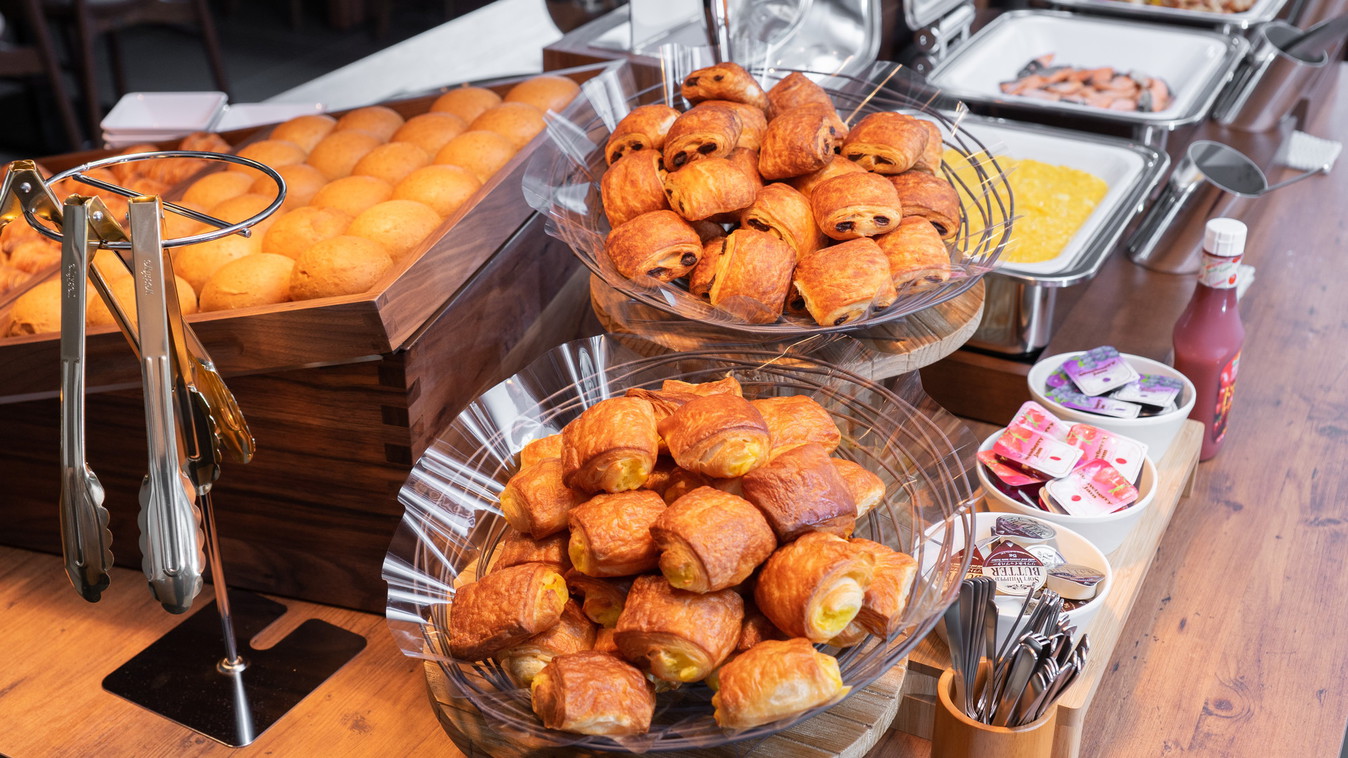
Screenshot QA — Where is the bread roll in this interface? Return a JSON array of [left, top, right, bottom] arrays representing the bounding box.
[[505, 74, 580, 113], [173, 231, 262, 293], [254, 163, 325, 208], [392, 165, 481, 217], [346, 199, 441, 260], [228, 139, 307, 173], [334, 105, 404, 141], [469, 102, 545, 149], [351, 141, 431, 185], [5, 278, 61, 336], [431, 86, 502, 123], [392, 112, 468, 156], [85, 273, 199, 329], [289, 235, 393, 300], [433, 130, 517, 183], [183, 171, 254, 209], [306, 130, 383, 180], [199, 253, 295, 311], [311, 175, 394, 218], [269, 113, 337, 152], [262, 206, 351, 260]]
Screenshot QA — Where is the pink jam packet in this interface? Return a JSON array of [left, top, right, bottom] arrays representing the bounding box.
[[1011, 401, 1070, 441], [1043, 459, 1139, 517], [1059, 346, 1140, 397], [1046, 386, 1143, 419], [1066, 424, 1148, 483], [993, 426, 1083, 480], [979, 450, 1045, 487]]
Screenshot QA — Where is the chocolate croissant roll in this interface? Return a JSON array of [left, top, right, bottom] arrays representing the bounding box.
[[726, 146, 762, 186], [910, 119, 944, 175], [531, 651, 655, 736], [740, 442, 857, 541], [658, 393, 772, 478], [751, 395, 842, 459], [492, 529, 573, 574], [766, 72, 835, 119], [876, 216, 952, 289], [519, 434, 563, 467], [561, 396, 660, 493], [662, 375, 743, 397], [605, 104, 679, 165], [615, 575, 744, 683], [568, 490, 666, 577], [812, 172, 904, 241], [696, 100, 767, 152], [499, 600, 597, 687], [565, 570, 632, 627], [604, 210, 702, 282], [663, 106, 742, 171], [889, 170, 961, 239], [689, 236, 725, 300], [708, 229, 797, 324], [664, 156, 760, 222], [681, 62, 769, 111], [740, 182, 820, 257], [849, 538, 917, 638], [831, 459, 885, 518], [842, 112, 930, 174], [754, 531, 875, 642], [602, 149, 669, 227], [652, 486, 777, 593], [758, 106, 845, 181], [792, 238, 899, 326], [500, 458, 589, 539], [448, 562, 569, 660], [789, 154, 866, 198], [712, 638, 849, 728]]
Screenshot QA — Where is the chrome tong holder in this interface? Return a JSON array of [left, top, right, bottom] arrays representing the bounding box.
[[910, 4, 976, 75]]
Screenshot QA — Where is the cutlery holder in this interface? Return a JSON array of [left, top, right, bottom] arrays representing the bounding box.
[[932, 665, 1058, 758]]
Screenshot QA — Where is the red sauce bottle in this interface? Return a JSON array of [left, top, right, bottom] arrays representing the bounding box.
[[1173, 218, 1246, 461]]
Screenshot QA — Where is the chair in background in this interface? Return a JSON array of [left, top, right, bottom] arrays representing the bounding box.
[[0, 0, 83, 149]]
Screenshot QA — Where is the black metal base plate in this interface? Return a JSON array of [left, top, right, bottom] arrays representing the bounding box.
[[103, 590, 366, 747]]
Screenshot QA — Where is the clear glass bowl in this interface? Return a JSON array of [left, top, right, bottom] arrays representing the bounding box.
[[384, 335, 978, 752], [522, 60, 1014, 337]]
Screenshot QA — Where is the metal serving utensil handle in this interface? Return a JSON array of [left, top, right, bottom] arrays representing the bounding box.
[[130, 198, 204, 614], [57, 198, 113, 602]]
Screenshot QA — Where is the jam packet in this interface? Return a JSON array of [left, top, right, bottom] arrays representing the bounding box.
[[993, 426, 1083, 480], [1059, 346, 1140, 397], [1043, 459, 1139, 517], [978, 450, 1044, 488], [1066, 423, 1147, 483], [1011, 400, 1070, 441], [1044, 367, 1077, 392], [1046, 385, 1142, 419], [1112, 373, 1184, 409]]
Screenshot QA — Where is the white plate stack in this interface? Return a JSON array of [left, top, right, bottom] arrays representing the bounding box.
[[101, 91, 228, 148]]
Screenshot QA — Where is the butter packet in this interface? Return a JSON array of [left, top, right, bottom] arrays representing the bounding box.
[[1059, 346, 1140, 397]]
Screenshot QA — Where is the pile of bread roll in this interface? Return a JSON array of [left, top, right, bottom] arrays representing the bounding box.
[[447, 374, 917, 737], [599, 63, 960, 327]]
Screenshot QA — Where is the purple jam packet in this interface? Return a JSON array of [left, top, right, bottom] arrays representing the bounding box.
[[1046, 386, 1143, 419], [1112, 373, 1184, 408], [1066, 423, 1147, 483], [1011, 401, 1070, 441], [1044, 367, 1078, 392], [1059, 346, 1141, 397]]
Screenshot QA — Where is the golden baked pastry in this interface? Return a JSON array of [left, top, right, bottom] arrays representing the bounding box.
[[754, 531, 875, 642], [663, 157, 759, 222], [500, 458, 588, 539], [663, 106, 742, 171], [910, 119, 944, 175], [751, 395, 842, 459], [605, 104, 680, 165], [505, 74, 581, 114], [564, 570, 632, 627], [792, 238, 898, 326], [707, 228, 797, 324], [530, 651, 655, 736], [739, 182, 820, 257], [491, 530, 572, 574], [848, 538, 916, 638], [520, 434, 563, 467], [500, 600, 596, 687], [592, 626, 620, 655], [711, 638, 849, 729], [657, 393, 771, 478], [688, 235, 724, 300], [811, 172, 903, 240], [657, 466, 712, 505], [651, 486, 776, 593], [842, 112, 930, 174], [661, 375, 743, 397], [758, 106, 844, 181], [736, 606, 787, 652], [561, 396, 660, 493], [601, 150, 669, 228], [615, 575, 744, 683], [876, 216, 951, 289], [831, 459, 885, 518], [447, 562, 569, 660], [726, 147, 762, 187], [623, 388, 698, 430], [888, 170, 961, 239], [681, 62, 769, 111], [567, 490, 666, 577], [766, 72, 835, 119], [740, 443, 857, 541], [694, 100, 766, 152], [829, 621, 869, 648], [604, 209, 701, 282]]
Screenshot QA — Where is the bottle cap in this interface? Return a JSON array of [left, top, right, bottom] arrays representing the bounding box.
[[1203, 218, 1247, 258]]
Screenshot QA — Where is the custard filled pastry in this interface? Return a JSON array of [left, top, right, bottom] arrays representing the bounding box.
[[751, 395, 842, 459], [564, 570, 632, 627], [766, 72, 835, 119], [696, 100, 767, 152], [531, 651, 655, 736], [662, 375, 743, 397], [792, 238, 899, 326], [651, 486, 777, 593], [888, 170, 961, 239], [605, 104, 680, 165], [567, 490, 667, 577], [448, 562, 569, 660], [519, 434, 563, 467], [601, 149, 669, 227], [624, 388, 698, 428], [711, 638, 849, 729], [500, 600, 597, 687], [736, 605, 787, 651], [658, 393, 772, 478], [842, 112, 930, 174], [754, 531, 875, 642], [876, 216, 951, 289], [615, 575, 744, 683], [811, 172, 904, 240], [708, 229, 797, 324], [561, 397, 659, 493], [830, 459, 886, 518], [849, 538, 917, 638], [681, 62, 769, 111], [789, 154, 867, 198], [740, 442, 857, 541], [664, 156, 760, 221], [910, 119, 944, 175], [659, 466, 712, 505], [739, 182, 820, 257], [604, 210, 702, 282], [688, 236, 724, 300], [492, 530, 573, 574], [758, 106, 845, 180], [592, 626, 620, 655], [663, 106, 742, 171], [500, 458, 589, 539]]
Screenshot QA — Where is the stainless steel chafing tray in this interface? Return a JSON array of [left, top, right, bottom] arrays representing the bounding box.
[[1047, 0, 1290, 31]]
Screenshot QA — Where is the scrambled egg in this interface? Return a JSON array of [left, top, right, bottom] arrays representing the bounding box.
[[945, 149, 1108, 264]]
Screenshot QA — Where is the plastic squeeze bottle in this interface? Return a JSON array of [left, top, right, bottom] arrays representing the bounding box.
[[1173, 217, 1246, 461]]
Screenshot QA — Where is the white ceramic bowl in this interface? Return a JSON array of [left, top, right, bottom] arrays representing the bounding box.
[[927, 512, 1112, 650], [1027, 351, 1195, 458], [977, 430, 1156, 555]]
